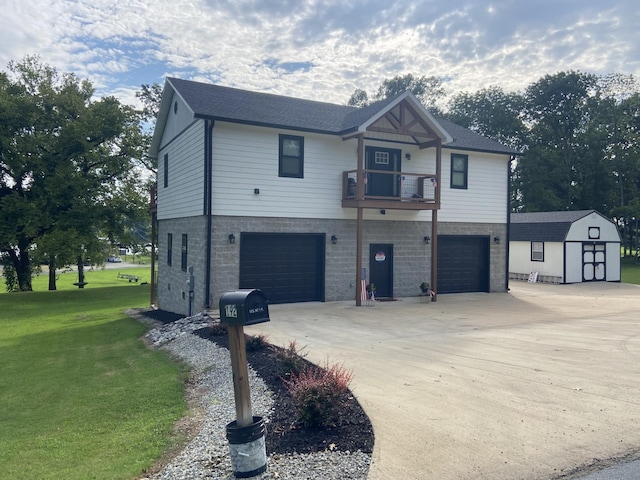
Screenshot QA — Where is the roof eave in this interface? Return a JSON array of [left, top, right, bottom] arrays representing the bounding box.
[[193, 113, 341, 136]]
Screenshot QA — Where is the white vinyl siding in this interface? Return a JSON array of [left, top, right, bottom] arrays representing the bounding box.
[[211, 124, 356, 219], [510, 241, 564, 279], [606, 243, 621, 281], [157, 120, 205, 220], [438, 151, 508, 224], [209, 123, 509, 224], [564, 243, 583, 283]]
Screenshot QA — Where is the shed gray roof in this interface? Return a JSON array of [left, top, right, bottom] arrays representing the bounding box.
[[161, 77, 519, 156], [510, 210, 596, 242]]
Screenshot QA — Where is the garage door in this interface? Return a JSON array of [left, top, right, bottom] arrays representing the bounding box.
[[239, 233, 325, 304], [437, 235, 489, 294]]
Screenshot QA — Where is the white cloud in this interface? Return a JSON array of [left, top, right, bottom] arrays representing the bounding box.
[[1, 0, 639, 107]]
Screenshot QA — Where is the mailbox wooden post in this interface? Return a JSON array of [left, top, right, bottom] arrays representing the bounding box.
[[227, 324, 253, 427], [219, 289, 270, 478]]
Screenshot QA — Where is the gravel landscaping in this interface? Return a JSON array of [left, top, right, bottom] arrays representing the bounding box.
[[131, 310, 373, 480]]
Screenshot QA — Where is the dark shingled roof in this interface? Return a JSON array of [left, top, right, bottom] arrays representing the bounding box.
[[166, 77, 519, 155], [510, 210, 596, 242]]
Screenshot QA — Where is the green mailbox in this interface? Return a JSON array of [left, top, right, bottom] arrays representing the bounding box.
[[219, 289, 270, 326]]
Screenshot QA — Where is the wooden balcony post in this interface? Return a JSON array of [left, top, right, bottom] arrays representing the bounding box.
[[436, 140, 442, 207], [431, 208, 438, 302], [356, 134, 364, 306]]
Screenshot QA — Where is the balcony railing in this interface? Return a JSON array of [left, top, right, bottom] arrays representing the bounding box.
[[342, 170, 439, 210]]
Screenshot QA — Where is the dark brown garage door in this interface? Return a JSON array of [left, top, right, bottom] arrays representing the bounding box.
[[239, 233, 325, 304], [437, 235, 490, 294]]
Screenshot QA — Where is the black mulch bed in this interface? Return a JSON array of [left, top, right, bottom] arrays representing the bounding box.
[[193, 326, 374, 455], [141, 309, 373, 454]]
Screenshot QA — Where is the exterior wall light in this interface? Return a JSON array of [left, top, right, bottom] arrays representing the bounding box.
[[494, 236, 500, 244], [405, 152, 412, 161], [423, 235, 430, 245], [229, 234, 236, 244], [331, 235, 338, 245]]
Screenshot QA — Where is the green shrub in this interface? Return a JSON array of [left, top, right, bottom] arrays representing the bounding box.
[[283, 362, 354, 428], [209, 321, 228, 336], [275, 340, 308, 376], [245, 333, 270, 351]]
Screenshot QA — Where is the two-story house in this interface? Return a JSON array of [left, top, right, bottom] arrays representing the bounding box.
[[149, 77, 518, 315]]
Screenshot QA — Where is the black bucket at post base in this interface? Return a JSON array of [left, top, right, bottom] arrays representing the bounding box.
[[225, 416, 267, 478]]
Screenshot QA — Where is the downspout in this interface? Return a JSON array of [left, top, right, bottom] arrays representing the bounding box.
[[204, 120, 215, 309], [505, 155, 515, 292]]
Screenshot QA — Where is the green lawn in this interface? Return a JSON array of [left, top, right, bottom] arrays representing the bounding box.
[[28, 265, 152, 292], [621, 256, 640, 285], [0, 277, 188, 480]]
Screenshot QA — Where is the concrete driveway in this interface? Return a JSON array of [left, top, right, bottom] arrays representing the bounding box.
[[249, 281, 640, 480]]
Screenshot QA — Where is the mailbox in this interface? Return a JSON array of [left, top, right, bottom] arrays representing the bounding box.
[[219, 289, 270, 326]]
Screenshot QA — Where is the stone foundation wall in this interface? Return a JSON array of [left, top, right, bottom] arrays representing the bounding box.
[[157, 215, 507, 315]]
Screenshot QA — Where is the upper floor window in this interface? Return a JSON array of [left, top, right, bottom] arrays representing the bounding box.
[[181, 234, 188, 272], [163, 153, 169, 188], [450, 153, 468, 189], [167, 233, 173, 266], [531, 241, 544, 262], [279, 134, 304, 178]]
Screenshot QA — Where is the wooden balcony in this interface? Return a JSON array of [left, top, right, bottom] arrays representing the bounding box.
[[342, 170, 439, 210]]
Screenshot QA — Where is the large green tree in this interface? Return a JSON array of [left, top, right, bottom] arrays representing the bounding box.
[[347, 74, 446, 111], [0, 56, 146, 291], [518, 71, 599, 212]]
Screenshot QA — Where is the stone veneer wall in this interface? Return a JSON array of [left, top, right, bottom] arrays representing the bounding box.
[[157, 216, 208, 316], [157, 215, 507, 315]]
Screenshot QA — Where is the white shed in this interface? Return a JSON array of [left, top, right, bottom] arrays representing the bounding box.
[[509, 210, 621, 284]]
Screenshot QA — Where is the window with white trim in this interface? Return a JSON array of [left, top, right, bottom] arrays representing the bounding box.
[[531, 241, 544, 262]]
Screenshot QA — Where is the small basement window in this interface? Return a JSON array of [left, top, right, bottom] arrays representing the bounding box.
[[181, 234, 188, 272], [531, 241, 544, 262]]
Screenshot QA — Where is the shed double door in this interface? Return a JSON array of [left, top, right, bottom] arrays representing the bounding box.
[[582, 242, 606, 281]]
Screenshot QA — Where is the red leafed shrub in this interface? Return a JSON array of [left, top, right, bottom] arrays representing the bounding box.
[[283, 362, 354, 428]]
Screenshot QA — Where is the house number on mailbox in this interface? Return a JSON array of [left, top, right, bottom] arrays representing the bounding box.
[[225, 304, 238, 318]]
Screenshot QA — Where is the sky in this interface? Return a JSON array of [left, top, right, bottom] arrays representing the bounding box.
[[2, 0, 639, 109]]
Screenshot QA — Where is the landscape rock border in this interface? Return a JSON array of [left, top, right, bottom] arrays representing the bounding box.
[[129, 309, 372, 480]]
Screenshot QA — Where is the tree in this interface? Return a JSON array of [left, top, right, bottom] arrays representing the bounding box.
[[518, 71, 599, 212], [347, 88, 369, 108], [134, 83, 163, 175], [347, 74, 446, 111], [0, 56, 147, 291], [446, 86, 526, 151]]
